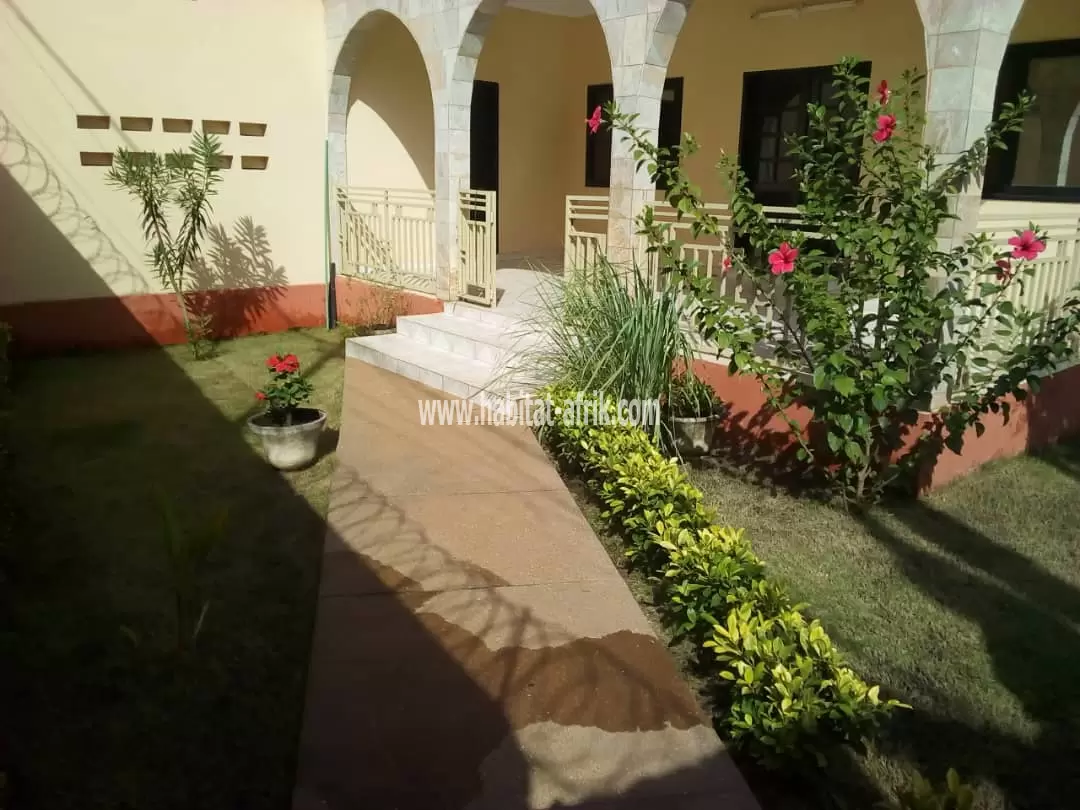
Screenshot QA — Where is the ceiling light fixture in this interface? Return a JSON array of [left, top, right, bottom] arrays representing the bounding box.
[[751, 0, 860, 20]]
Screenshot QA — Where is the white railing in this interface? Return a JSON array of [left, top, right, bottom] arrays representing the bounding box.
[[336, 186, 437, 295], [975, 208, 1080, 320], [564, 195, 609, 271], [459, 189, 497, 306]]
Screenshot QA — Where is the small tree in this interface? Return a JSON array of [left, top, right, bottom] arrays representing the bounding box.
[[107, 133, 223, 358], [603, 58, 1080, 502]]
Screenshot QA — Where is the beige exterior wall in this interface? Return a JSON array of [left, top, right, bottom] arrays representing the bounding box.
[[667, 0, 926, 204], [346, 12, 434, 191], [1013, 0, 1080, 43], [0, 0, 326, 306], [474, 8, 610, 256]]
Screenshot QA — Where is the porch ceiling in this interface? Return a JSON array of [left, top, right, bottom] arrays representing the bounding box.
[[506, 0, 594, 16]]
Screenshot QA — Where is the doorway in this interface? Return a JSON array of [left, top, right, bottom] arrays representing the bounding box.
[[470, 79, 499, 250]]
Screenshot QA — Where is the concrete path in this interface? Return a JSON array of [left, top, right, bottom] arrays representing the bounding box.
[[293, 360, 759, 810]]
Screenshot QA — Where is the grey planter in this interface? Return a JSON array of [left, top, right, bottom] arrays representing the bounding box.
[[248, 408, 326, 470], [671, 414, 720, 457]]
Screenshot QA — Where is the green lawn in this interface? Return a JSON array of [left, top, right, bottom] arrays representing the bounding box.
[[691, 443, 1080, 810], [0, 329, 345, 809]]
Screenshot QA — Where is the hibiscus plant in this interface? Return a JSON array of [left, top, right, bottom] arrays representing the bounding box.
[[256, 353, 314, 425], [601, 57, 1080, 502]]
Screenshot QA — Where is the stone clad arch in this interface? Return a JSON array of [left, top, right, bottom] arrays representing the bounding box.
[[324, 0, 754, 297]]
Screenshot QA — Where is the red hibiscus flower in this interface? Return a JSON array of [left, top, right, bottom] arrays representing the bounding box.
[[266, 354, 281, 369], [872, 114, 897, 143], [995, 259, 1014, 281], [586, 105, 603, 135], [722, 255, 732, 272], [1008, 229, 1046, 261], [876, 79, 890, 105], [255, 391, 267, 401], [768, 242, 798, 275]]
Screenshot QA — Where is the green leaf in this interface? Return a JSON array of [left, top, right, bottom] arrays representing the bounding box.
[[832, 376, 855, 397]]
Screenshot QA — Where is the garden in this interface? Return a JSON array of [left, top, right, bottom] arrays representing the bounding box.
[[0, 328, 345, 808], [0, 128, 349, 808], [532, 60, 1080, 809]]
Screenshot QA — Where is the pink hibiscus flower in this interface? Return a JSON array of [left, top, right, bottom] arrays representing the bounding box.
[[872, 114, 897, 143], [876, 79, 890, 105], [768, 242, 798, 275], [722, 255, 732, 272], [1008, 229, 1046, 261], [586, 105, 603, 135]]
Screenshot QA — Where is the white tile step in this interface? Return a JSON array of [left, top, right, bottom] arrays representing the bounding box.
[[396, 312, 541, 364], [345, 333, 533, 405], [444, 301, 531, 332]]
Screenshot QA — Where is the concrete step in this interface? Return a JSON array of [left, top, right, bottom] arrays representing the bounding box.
[[444, 301, 526, 332], [345, 333, 531, 410], [396, 312, 535, 365]]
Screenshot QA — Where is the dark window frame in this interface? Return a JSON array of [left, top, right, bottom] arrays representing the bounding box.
[[737, 62, 870, 207], [985, 37, 1080, 203], [584, 77, 684, 189]]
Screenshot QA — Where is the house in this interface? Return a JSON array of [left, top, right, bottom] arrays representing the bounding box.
[[1, 0, 1078, 481]]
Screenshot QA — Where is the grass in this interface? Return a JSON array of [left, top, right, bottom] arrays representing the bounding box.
[[689, 443, 1080, 810], [0, 329, 346, 809]]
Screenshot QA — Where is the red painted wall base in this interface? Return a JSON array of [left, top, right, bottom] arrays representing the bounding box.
[[0, 277, 445, 354], [692, 357, 1080, 492]]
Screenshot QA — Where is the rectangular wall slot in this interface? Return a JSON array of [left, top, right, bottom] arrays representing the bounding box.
[[79, 151, 113, 167], [202, 119, 231, 135], [213, 155, 234, 169], [240, 155, 269, 170], [238, 122, 267, 137], [76, 115, 110, 130], [163, 118, 193, 133], [120, 116, 153, 132]]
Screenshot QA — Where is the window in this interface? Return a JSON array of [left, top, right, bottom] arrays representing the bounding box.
[[986, 39, 1080, 202], [584, 78, 684, 189], [585, 83, 613, 187], [738, 63, 869, 206]]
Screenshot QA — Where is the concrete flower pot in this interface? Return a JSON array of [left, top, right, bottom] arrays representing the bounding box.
[[671, 413, 720, 457], [248, 407, 326, 470]]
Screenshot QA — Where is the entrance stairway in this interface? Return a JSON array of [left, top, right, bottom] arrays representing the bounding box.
[[345, 301, 540, 410]]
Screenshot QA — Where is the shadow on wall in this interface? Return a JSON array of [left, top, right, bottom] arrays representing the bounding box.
[[0, 112, 301, 351], [187, 216, 289, 340], [0, 109, 146, 299], [343, 11, 435, 190]]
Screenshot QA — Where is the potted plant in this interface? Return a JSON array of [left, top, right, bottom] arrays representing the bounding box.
[[667, 372, 723, 456], [247, 353, 326, 470]]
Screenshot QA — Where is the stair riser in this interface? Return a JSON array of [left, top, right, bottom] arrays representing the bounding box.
[[445, 302, 520, 331], [347, 340, 477, 399], [396, 319, 505, 365]]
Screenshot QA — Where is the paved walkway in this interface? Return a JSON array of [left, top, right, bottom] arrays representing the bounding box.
[[293, 360, 759, 810]]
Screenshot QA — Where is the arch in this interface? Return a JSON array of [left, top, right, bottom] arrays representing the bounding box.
[[339, 11, 435, 190], [445, 0, 693, 266], [326, 6, 437, 188]]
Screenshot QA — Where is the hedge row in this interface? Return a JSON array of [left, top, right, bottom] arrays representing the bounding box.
[[541, 389, 904, 767]]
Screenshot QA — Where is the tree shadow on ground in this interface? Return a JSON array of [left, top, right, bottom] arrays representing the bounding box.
[[0, 130, 531, 808], [854, 502, 1080, 810]]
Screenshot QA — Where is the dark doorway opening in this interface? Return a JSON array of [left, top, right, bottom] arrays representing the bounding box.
[[470, 79, 500, 249]]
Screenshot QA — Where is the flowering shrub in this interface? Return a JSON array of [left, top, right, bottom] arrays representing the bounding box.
[[256, 353, 313, 425], [602, 58, 1080, 501], [542, 387, 905, 766]]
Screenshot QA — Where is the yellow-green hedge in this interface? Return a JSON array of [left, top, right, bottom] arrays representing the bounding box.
[[540, 389, 904, 767]]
